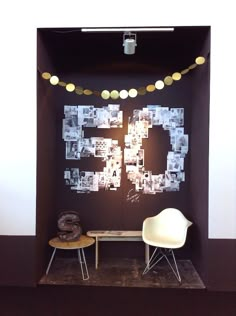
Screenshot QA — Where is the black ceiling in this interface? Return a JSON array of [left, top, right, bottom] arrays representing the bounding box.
[[37, 26, 210, 75]]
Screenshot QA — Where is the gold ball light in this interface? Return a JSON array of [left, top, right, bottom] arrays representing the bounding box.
[[120, 90, 129, 99], [42, 72, 51, 80], [138, 87, 146, 95], [155, 80, 164, 90], [110, 90, 119, 99], [66, 83, 75, 92], [129, 88, 138, 98], [84, 89, 93, 96], [172, 72, 182, 81], [50, 76, 59, 85], [195, 56, 206, 65], [75, 86, 84, 95], [164, 76, 173, 86], [101, 90, 110, 100], [146, 84, 156, 92]]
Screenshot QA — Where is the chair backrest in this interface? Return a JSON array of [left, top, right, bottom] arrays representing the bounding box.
[[142, 208, 192, 249]]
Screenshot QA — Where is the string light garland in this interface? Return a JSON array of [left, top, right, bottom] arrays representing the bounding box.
[[41, 56, 206, 100]]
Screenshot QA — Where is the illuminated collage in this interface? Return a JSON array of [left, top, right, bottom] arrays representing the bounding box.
[[124, 106, 188, 193], [63, 105, 123, 193], [63, 104, 189, 194]]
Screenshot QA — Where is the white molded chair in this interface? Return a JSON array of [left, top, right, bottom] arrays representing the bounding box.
[[142, 208, 192, 282]]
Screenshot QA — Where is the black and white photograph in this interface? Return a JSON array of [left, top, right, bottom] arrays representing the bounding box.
[[170, 107, 184, 126], [77, 171, 98, 192], [108, 104, 123, 128], [155, 107, 169, 126], [147, 105, 161, 125], [175, 134, 189, 153], [97, 172, 106, 189], [139, 108, 153, 127], [64, 105, 78, 116], [137, 149, 144, 167], [143, 171, 155, 194], [78, 138, 95, 158], [64, 168, 79, 186], [165, 171, 180, 191], [124, 148, 138, 166], [77, 105, 95, 126], [66, 141, 79, 160], [167, 151, 184, 172], [152, 174, 165, 192], [103, 166, 121, 190], [95, 107, 111, 128], [93, 137, 112, 158], [64, 169, 71, 185], [135, 121, 149, 138], [62, 118, 82, 141]]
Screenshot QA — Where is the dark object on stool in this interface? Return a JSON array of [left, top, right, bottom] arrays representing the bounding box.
[[57, 211, 82, 241]]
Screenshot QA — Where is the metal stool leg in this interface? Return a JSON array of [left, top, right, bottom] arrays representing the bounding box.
[[46, 247, 57, 275], [78, 248, 89, 280]]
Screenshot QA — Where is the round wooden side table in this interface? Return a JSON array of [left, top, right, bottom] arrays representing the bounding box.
[[46, 235, 95, 280]]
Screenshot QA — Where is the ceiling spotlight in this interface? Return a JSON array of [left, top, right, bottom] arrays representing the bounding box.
[[123, 32, 137, 55]]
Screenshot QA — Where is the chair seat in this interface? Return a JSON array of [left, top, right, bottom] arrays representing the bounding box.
[[143, 236, 184, 249]]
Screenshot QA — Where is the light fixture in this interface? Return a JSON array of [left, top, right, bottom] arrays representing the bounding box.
[[81, 27, 174, 56], [81, 27, 175, 32], [123, 32, 137, 55]]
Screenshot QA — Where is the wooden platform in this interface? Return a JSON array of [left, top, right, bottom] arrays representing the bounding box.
[[39, 257, 205, 289]]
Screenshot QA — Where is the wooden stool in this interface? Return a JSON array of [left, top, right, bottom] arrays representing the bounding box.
[[46, 235, 95, 280]]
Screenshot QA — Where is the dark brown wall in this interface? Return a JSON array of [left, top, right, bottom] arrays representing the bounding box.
[[0, 236, 36, 286], [189, 29, 210, 284], [37, 27, 209, 266], [207, 239, 236, 291], [36, 32, 58, 281]]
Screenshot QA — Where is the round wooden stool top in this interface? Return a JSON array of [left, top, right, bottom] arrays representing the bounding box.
[[49, 235, 95, 250]]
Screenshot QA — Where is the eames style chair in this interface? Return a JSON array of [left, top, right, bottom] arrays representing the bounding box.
[[142, 208, 192, 282]]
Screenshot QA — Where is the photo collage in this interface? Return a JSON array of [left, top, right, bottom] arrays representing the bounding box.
[[124, 105, 188, 193], [63, 104, 189, 194], [63, 105, 122, 193]]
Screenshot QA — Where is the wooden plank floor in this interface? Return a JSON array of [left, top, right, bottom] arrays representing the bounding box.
[[39, 257, 205, 289]]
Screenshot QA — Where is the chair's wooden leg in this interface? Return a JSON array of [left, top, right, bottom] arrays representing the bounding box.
[[95, 236, 99, 269]]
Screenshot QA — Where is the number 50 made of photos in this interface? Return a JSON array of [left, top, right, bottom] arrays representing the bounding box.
[[63, 104, 188, 194]]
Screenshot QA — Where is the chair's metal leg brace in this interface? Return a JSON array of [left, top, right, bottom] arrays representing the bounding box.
[[161, 249, 181, 283], [143, 248, 181, 283], [78, 248, 89, 280], [143, 248, 165, 275], [46, 247, 57, 275], [169, 249, 181, 282]]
